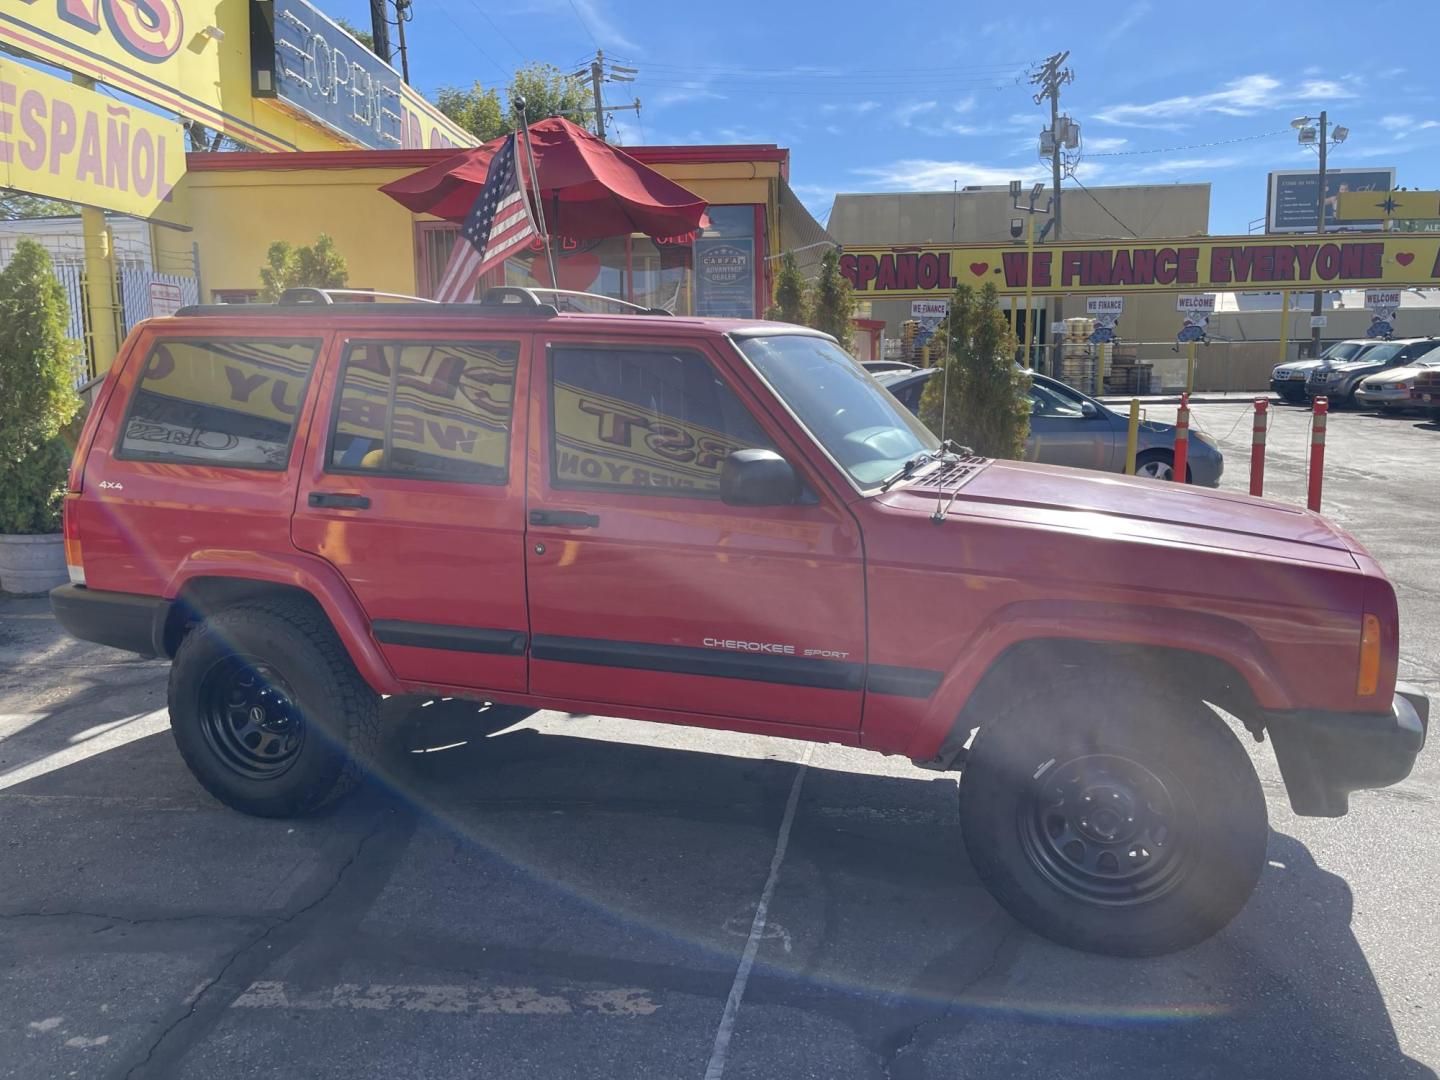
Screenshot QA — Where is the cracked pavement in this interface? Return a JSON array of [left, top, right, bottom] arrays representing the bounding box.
[[1, 404, 1438, 1079]]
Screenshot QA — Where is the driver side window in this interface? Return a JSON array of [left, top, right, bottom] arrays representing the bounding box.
[[549, 345, 773, 496], [1030, 382, 1084, 418]]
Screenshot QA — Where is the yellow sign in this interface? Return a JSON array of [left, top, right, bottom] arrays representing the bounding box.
[[840, 233, 1440, 299], [1336, 190, 1440, 223], [0, 0, 471, 153], [0, 57, 185, 220]]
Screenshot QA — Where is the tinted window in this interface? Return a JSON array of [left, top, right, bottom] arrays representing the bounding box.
[[118, 338, 318, 468], [329, 340, 517, 483], [1030, 380, 1084, 417], [550, 346, 771, 495]]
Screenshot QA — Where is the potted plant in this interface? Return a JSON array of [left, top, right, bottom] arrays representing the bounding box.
[[0, 239, 82, 594]]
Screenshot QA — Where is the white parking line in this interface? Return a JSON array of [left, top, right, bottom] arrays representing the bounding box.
[[703, 745, 812, 1080], [0, 709, 169, 790]]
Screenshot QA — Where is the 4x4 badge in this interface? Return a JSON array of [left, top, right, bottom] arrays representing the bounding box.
[[98, 481, 124, 490]]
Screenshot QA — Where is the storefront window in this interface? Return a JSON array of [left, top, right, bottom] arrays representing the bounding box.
[[421, 205, 760, 317]]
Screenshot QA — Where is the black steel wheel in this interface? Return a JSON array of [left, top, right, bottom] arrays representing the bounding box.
[[959, 676, 1267, 956], [169, 597, 380, 817], [1019, 753, 1189, 906], [198, 656, 306, 780]]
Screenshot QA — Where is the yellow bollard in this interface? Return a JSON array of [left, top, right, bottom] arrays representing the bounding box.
[[1125, 398, 1140, 475], [1186, 340, 1197, 396]]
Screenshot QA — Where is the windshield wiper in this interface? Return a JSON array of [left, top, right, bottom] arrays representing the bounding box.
[[878, 451, 941, 492]]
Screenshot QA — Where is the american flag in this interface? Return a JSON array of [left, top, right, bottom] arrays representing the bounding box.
[[433, 133, 538, 303]]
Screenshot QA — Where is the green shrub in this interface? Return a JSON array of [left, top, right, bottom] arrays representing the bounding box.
[[0, 239, 81, 534], [919, 282, 1031, 459]]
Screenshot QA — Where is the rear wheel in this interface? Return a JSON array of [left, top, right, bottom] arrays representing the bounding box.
[[168, 598, 380, 817], [958, 679, 1267, 956], [1134, 449, 1191, 484]]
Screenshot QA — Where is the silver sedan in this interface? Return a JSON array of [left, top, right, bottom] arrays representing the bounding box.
[[1356, 352, 1440, 411]]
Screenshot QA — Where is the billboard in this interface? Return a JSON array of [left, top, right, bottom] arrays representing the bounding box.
[[838, 233, 1440, 299], [1267, 168, 1396, 234], [0, 57, 186, 221]]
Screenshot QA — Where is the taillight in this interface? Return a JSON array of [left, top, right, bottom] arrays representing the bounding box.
[[1357, 613, 1381, 697], [63, 494, 84, 586]]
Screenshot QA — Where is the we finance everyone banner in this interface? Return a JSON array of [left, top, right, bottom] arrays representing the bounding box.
[[839, 234, 1440, 300], [0, 57, 185, 220]]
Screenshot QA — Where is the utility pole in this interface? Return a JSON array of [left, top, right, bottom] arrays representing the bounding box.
[[590, 49, 606, 139], [368, 0, 391, 64], [393, 0, 411, 83], [1309, 110, 1329, 360], [1030, 51, 1072, 242], [572, 52, 640, 142]]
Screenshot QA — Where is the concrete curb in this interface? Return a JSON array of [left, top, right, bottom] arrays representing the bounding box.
[[1098, 394, 1279, 406]]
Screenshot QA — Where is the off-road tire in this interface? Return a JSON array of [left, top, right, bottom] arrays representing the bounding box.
[[168, 597, 380, 817], [959, 679, 1267, 956]]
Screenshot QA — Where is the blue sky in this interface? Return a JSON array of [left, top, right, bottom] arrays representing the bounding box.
[[331, 0, 1440, 235]]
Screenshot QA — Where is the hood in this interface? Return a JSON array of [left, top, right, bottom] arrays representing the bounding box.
[[880, 458, 1359, 567], [1275, 359, 1324, 374], [1361, 365, 1428, 385]]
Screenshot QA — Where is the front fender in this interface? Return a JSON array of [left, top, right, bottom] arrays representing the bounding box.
[[164, 550, 401, 695], [901, 599, 1288, 762]]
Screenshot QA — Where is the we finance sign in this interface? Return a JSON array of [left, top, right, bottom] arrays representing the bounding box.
[[0, 57, 184, 221], [840, 234, 1440, 299]]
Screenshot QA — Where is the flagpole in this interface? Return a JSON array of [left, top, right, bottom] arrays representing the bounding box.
[[513, 97, 558, 290]]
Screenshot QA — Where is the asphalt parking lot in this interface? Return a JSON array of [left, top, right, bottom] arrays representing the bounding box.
[[2, 403, 1437, 1080]]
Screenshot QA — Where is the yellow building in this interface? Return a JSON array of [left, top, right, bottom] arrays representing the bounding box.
[[160, 144, 827, 319]]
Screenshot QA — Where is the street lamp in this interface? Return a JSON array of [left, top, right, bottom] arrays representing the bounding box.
[[1293, 112, 1350, 358]]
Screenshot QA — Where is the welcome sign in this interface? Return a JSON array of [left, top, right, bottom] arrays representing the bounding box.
[[839, 234, 1440, 299]]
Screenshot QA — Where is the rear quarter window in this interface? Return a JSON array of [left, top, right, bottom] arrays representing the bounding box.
[[115, 338, 320, 469]]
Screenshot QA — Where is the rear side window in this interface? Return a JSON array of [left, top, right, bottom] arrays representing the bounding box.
[[117, 338, 319, 469], [328, 340, 518, 484], [549, 345, 772, 495]]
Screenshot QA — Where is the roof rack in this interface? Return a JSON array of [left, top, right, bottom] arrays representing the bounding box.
[[482, 286, 673, 316], [277, 288, 438, 305]]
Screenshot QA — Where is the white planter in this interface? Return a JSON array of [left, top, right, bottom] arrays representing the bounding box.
[[0, 533, 66, 595]]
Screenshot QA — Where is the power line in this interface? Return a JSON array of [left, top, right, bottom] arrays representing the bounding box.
[[1067, 173, 1139, 239], [461, 0, 525, 60], [606, 55, 1036, 76], [1086, 128, 1291, 157], [565, 0, 601, 50], [428, 4, 508, 79]]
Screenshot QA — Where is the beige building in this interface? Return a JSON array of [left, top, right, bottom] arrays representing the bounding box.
[[827, 183, 1210, 358]]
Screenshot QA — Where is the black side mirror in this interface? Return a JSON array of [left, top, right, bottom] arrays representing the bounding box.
[[721, 449, 800, 506], [1080, 400, 1100, 418]]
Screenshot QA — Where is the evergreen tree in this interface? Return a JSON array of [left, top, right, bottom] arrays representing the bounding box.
[[918, 283, 1030, 459], [764, 251, 808, 324], [258, 235, 349, 302], [0, 240, 82, 533], [809, 248, 854, 351]]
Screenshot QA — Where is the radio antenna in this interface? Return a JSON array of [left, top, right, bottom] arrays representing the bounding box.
[[933, 300, 954, 523]]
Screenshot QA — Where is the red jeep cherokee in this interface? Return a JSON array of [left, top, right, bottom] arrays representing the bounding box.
[[52, 288, 1428, 957]]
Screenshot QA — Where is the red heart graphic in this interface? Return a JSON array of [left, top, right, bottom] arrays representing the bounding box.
[[1396, 252, 1415, 266], [969, 262, 989, 276]]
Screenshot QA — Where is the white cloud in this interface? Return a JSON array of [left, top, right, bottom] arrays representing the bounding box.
[[1295, 79, 1358, 101], [649, 80, 726, 109], [953, 96, 977, 115], [1094, 73, 1362, 130], [820, 101, 880, 115], [1086, 136, 1129, 152], [1129, 156, 1240, 177], [895, 101, 938, 127], [1103, 0, 1151, 44], [851, 159, 1069, 192], [1380, 115, 1414, 131], [563, 0, 639, 51]]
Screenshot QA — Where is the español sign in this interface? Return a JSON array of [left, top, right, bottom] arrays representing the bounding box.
[[839, 234, 1440, 299]]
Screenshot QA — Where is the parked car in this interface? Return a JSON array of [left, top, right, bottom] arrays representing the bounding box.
[[1304, 338, 1439, 407], [1271, 339, 1372, 403], [875, 367, 1224, 485], [50, 289, 1426, 957], [1412, 367, 1440, 421], [859, 359, 918, 375], [1355, 345, 1440, 412]]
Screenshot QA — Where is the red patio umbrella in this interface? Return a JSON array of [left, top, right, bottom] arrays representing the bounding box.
[[380, 117, 708, 241]]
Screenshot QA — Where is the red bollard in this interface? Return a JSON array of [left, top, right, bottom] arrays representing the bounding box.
[[1307, 396, 1328, 511], [1249, 397, 1268, 497], [1171, 393, 1189, 483]]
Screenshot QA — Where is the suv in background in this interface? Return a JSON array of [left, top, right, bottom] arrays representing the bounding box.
[[50, 289, 1427, 958], [1306, 338, 1439, 407], [1272, 339, 1371, 403]]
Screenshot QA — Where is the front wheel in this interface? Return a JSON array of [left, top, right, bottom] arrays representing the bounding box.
[[959, 680, 1267, 956], [1133, 449, 1191, 484]]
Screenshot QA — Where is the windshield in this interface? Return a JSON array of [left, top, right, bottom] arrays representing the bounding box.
[[1323, 341, 1365, 363], [1353, 343, 1403, 364], [737, 334, 939, 489]]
